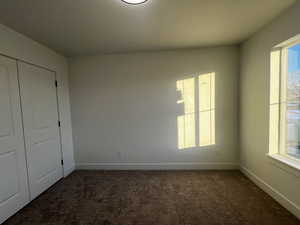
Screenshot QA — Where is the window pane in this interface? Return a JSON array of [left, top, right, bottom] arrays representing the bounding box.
[[286, 43, 300, 159]]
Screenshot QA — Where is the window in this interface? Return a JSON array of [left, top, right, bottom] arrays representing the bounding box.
[[269, 38, 300, 161], [177, 73, 215, 149]]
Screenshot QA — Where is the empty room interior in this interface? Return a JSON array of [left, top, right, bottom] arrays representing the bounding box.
[[1, 0, 300, 224]]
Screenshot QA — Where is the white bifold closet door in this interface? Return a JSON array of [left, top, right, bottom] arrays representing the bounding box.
[[18, 62, 63, 200], [0, 56, 29, 224]]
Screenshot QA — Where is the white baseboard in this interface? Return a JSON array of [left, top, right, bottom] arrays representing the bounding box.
[[240, 166, 300, 220], [76, 162, 239, 170]]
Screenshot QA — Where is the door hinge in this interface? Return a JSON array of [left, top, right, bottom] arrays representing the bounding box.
[[61, 159, 64, 165], [58, 121, 61, 127], [55, 80, 58, 88]]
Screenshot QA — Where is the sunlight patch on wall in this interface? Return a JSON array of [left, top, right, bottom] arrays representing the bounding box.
[[177, 73, 215, 150], [177, 78, 196, 149], [199, 73, 215, 146]]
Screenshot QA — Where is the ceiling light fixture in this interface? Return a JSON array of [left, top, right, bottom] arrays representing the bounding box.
[[121, 0, 148, 5]]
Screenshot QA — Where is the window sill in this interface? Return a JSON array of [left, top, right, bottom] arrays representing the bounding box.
[[267, 153, 300, 178]]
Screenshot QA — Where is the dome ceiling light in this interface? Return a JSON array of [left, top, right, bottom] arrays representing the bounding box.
[[121, 0, 148, 5]]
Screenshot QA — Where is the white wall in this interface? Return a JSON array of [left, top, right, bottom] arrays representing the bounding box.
[[240, 2, 300, 218], [0, 24, 75, 176], [69, 46, 239, 170]]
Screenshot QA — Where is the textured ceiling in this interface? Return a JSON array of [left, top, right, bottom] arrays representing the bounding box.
[[0, 0, 296, 56]]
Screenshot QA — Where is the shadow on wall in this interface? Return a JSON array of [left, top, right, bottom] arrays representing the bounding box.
[[176, 72, 215, 150]]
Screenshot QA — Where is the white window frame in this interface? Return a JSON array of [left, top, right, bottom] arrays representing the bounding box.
[[268, 36, 300, 174]]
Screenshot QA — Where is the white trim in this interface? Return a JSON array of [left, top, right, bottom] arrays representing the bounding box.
[[240, 166, 300, 220], [274, 34, 300, 49], [76, 162, 239, 170], [267, 154, 300, 177]]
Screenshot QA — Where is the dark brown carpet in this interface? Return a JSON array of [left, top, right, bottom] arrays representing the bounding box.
[[4, 170, 299, 225]]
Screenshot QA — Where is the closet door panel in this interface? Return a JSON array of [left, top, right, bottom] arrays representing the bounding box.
[[0, 56, 29, 224], [18, 62, 63, 200]]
